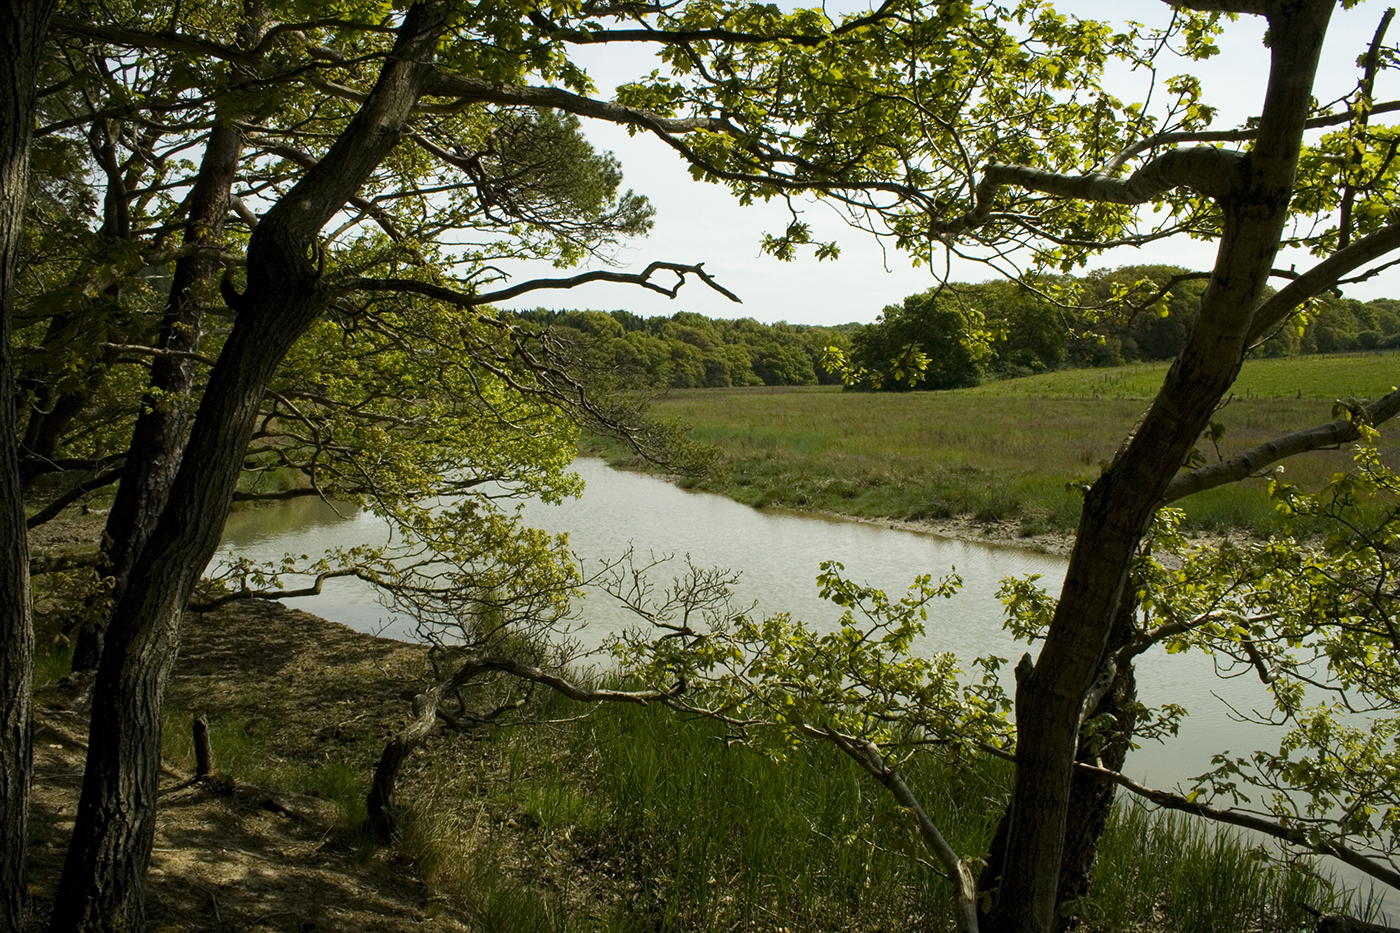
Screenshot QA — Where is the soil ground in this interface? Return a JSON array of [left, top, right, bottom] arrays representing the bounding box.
[[26, 596, 464, 932]]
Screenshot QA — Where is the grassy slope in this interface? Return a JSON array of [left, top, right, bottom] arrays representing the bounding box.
[[615, 352, 1400, 537]]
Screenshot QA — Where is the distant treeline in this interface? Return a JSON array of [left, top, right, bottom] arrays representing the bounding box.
[[510, 308, 860, 387], [846, 265, 1400, 390], [515, 265, 1400, 390]]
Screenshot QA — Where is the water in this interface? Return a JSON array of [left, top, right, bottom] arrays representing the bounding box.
[[215, 457, 1394, 904], [215, 458, 1265, 790]]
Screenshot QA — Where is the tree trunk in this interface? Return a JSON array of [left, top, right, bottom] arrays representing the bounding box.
[[74, 121, 245, 672], [1, 3, 59, 931], [367, 684, 447, 843], [977, 599, 1139, 933], [988, 5, 1335, 931], [1053, 610, 1138, 929], [50, 7, 450, 929]]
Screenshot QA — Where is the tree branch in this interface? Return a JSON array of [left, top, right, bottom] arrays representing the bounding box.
[[189, 568, 373, 611], [446, 654, 685, 705], [343, 260, 742, 306], [819, 727, 980, 933], [1101, 100, 1400, 175], [1163, 388, 1400, 503], [1248, 221, 1400, 343], [933, 148, 1246, 238], [524, 0, 900, 47], [25, 469, 125, 529], [1078, 759, 1400, 891], [419, 71, 731, 135]]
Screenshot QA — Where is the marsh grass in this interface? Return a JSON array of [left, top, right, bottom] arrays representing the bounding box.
[[1085, 800, 1379, 933], [141, 634, 1357, 933], [627, 357, 1400, 536], [387, 685, 1350, 933]]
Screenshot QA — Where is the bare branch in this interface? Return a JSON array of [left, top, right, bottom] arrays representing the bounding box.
[[422, 71, 730, 135], [820, 727, 981, 933], [525, 0, 899, 48], [189, 569, 373, 611], [446, 654, 684, 705], [26, 469, 125, 529], [343, 260, 742, 306]]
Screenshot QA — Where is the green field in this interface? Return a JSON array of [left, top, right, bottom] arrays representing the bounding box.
[[596, 352, 1400, 538], [964, 352, 1400, 400]]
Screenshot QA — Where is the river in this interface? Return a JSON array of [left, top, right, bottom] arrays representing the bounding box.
[[217, 457, 1269, 795], [216, 456, 1400, 903]]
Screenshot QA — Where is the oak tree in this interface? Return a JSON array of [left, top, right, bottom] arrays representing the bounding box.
[[596, 0, 1400, 930]]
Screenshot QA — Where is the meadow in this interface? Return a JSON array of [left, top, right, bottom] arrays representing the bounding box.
[[608, 352, 1400, 538]]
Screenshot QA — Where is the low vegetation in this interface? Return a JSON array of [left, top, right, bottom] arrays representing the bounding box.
[[32, 600, 1366, 933], [591, 353, 1400, 539], [524, 267, 1400, 393]]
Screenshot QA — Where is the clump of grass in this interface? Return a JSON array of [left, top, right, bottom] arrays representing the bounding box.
[[397, 769, 571, 932], [575, 701, 1008, 932], [1086, 800, 1341, 933], [32, 640, 73, 687], [160, 707, 371, 831]]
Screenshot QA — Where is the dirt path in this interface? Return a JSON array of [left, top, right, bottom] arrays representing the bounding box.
[[26, 600, 466, 933]]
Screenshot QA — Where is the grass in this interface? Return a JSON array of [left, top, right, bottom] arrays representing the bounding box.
[[159, 705, 373, 832], [390, 691, 1352, 933], [964, 352, 1400, 401], [1088, 801, 1363, 933], [604, 354, 1400, 538], [30, 603, 1365, 933]]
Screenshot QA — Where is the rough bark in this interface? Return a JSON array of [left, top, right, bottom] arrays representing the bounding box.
[[73, 120, 245, 672], [1, 3, 58, 930], [989, 4, 1334, 931], [977, 600, 1139, 933], [49, 5, 451, 930], [1051, 603, 1139, 930]]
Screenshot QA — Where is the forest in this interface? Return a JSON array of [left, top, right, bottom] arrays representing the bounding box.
[[521, 265, 1400, 390]]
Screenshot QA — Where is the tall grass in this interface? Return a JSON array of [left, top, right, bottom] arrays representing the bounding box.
[[389, 687, 1353, 933], [1087, 802, 1341, 933], [618, 357, 1400, 537], [146, 658, 1359, 932]]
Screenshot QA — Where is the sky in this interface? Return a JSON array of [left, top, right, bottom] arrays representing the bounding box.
[[493, 1, 1400, 327]]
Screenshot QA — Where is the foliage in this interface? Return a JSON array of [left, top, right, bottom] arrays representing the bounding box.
[[513, 307, 859, 388], [844, 288, 993, 390], [17, 0, 1400, 929], [1143, 447, 1400, 879], [608, 555, 1011, 755]]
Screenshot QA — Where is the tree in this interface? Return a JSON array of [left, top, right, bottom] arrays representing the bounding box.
[[846, 288, 993, 390], [2, 2, 60, 930], [14, 0, 1400, 930], [582, 0, 1400, 929], [5, 0, 766, 927]]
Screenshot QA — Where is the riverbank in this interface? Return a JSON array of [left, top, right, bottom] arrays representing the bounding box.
[[25, 508, 1372, 932], [28, 596, 1353, 933], [614, 378, 1400, 541], [27, 599, 462, 931]]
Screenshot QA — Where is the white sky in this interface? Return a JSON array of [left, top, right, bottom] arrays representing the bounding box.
[[494, 1, 1400, 326]]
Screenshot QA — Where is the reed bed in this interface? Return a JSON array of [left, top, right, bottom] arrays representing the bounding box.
[[627, 355, 1400, 536], [396, 694, 1352, 933]]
